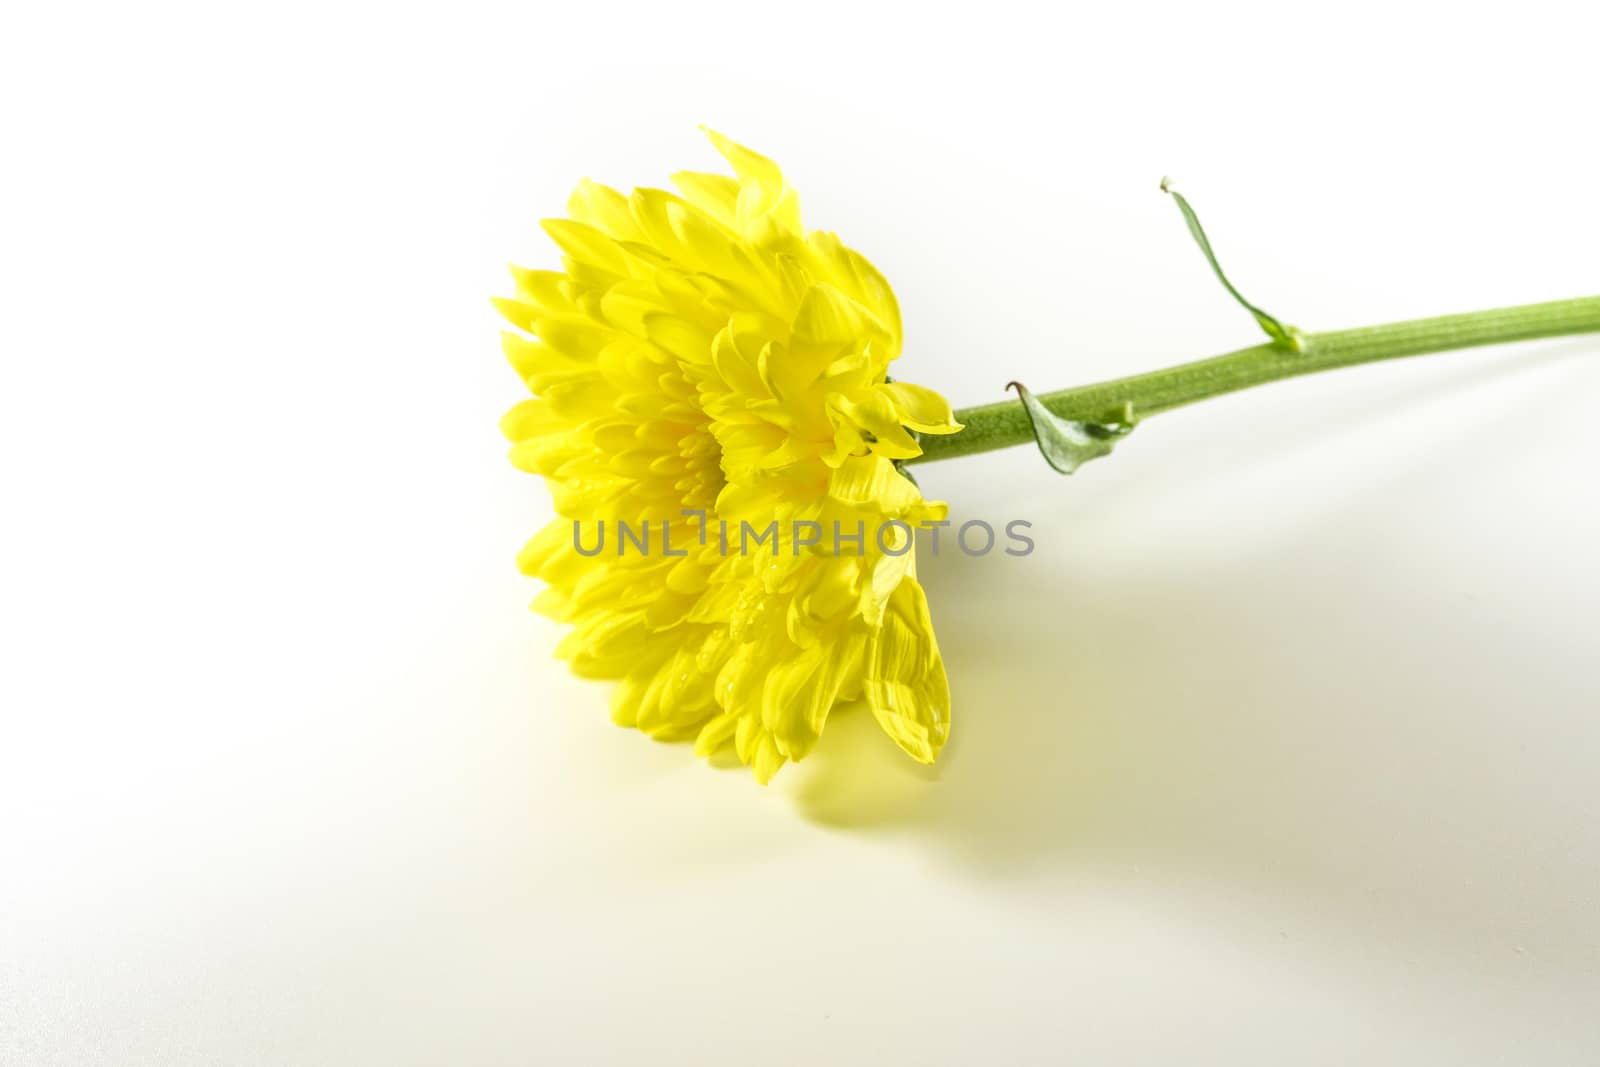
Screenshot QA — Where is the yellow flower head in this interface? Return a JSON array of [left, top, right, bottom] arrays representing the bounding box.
[[497, 130, 962, 782]]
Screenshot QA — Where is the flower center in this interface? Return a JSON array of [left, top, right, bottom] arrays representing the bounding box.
[[676, 419, 725, 511]]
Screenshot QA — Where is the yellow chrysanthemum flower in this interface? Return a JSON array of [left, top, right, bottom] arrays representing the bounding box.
[[496, 130, 962, 782]]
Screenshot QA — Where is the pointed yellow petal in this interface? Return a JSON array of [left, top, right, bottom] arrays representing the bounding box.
[[882, 381, 963, 434], [863, 579, 950, 764]]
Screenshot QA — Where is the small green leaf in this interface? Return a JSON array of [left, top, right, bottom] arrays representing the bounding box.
[[1161, 177, 1301, 351], [1007, 382, 1134, 475]]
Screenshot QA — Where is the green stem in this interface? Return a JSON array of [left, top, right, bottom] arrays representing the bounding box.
[[907, 296, 1600, 465]]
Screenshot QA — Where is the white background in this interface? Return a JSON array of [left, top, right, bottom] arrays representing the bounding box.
[[4, 2, 1599, 1063]]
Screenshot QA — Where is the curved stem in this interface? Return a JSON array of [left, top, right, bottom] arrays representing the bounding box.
[[908, 296, 1600, 465]]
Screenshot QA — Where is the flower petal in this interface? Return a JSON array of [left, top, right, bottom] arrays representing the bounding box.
[[862, 579, 951, 764]]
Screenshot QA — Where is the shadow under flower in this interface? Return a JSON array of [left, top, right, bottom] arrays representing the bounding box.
[[785, 338, 1600, 971]]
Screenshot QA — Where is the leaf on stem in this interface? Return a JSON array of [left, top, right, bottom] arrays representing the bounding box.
[[1161, 177, 1302, 351], [1007, 382, 1134, 475]]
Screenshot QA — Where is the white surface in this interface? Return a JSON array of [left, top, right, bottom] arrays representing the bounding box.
[[4, 2, 1599, 1063]]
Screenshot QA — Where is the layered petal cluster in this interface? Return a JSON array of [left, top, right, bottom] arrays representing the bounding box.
[[497, 131, 962, 782]]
